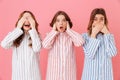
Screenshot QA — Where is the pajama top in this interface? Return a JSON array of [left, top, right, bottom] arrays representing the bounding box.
[[1, 28, 41, 80], [42, 29, 84, 80], [81, 33, 117, 80]]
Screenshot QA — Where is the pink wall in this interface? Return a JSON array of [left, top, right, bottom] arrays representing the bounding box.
[[0, 0, 120, 80]]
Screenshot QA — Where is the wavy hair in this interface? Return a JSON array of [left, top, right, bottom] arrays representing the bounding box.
[[13, 11, 39, 47], [50, 11, 73, 28], [87, 8, 108, 35]]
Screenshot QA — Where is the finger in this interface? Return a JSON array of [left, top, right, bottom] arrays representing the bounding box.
[[53, 23, 56, 28], [53, 23, 57, 30], [92, 23, 96, 29], [67, 21, 69, 26], [67, 21, 70, 28]]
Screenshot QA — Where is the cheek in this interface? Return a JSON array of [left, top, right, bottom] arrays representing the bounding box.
[[99, 21, 104, 24], [93, 21, 97, 24], [56, 26, 59, 29], [63, 22, 67, 27], [55, 22, 59, 26], [56, 25, 60, 30], [64, 26, 67, 29], [64, 22, 67, 25], [55, 23, 59, 28]]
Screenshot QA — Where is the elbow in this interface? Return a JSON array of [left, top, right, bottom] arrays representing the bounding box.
[[1, 41, 5, 48], [75, 43, 82, 47], [78, 36, 85, 46], [33, 44, 42, 53], [84, 50, 96, 60], [113, 49, 117, 57], [42, 45, 51, 49], [75, 40, 85, 47], [42, 42, 51, 49], [42, 43, 47, 48], [85, 54, 95, 60], [77, 37, 85, 47], [42, 41, 47, 48], [33, 46, 41, 53], [108, 50, 117, 57], [106, 48, 117, 57], [1, 41, 8, 49]]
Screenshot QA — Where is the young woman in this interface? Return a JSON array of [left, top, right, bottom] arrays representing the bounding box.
[[42, 11, 84, 80], [1, 11, 41, 80], [81, 8, 117, 80]]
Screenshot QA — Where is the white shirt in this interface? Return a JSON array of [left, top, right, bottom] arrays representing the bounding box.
[[1, 28, 42, 80]]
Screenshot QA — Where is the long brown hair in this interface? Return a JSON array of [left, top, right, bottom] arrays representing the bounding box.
[[87, 8, 108, 35], [13, 11, 39, 47], [50, 11, 73, 28]]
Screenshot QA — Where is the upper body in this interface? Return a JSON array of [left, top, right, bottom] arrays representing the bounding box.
[[42, 11, 84, 53], [1, 11, 41, 80], [42, 11, 84, 80], [81, 8, 117, 80]]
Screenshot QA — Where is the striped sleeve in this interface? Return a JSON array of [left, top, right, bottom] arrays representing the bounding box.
[[29, 28, 42, 53], [42, 30, 59, 49], [82, 33, 100, 59], [66, 29, 84, 46], [104, 34, 117, 57], [1, 27, 23, 49]]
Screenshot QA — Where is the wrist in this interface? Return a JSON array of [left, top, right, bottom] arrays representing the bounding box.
[[91, 33, 96, 38], [17, 25, 22, 28], [52, 28, 56, 31], [104, 30, 110, 34]]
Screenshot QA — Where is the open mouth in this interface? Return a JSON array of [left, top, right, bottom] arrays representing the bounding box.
[[60, 26, 63, 29], [24, 24, 30, 28]]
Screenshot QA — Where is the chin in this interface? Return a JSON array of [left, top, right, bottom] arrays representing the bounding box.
[[59, 30, 65, 33], [23, 28, 30, 31]]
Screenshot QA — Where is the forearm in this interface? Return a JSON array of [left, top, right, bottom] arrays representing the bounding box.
[[1, 27, 23, 49], [66, 29, 84, 46]]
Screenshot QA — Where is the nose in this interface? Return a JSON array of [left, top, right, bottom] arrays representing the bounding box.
[[95, 20, 102, 24], [59, 21, 63, 25], [98, 20, 101, 23], [98, 19, 104, 23]]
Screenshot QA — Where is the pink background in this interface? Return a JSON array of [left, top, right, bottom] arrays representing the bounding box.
[[0, 0, 120, 80]]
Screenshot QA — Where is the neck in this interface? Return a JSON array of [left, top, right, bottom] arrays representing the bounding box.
[[24, 30, 29, 34]]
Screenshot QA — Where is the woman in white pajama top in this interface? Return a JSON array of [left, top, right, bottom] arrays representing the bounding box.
[[81, 8, 117, 80], [1, 11, 41, 80], [42, 11, 84, 80]]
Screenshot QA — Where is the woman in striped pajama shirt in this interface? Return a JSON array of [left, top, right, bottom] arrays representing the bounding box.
[[81, 8, 117, 80], [42, 11, 84, 80], [1, 11, 41, 80]]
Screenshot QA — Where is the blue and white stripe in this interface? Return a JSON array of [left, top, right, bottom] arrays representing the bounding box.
[[81, 33, 117, 80]]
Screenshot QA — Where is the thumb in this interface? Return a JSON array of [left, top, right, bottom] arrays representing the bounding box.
[[67, 21, 70, 29], [53, 23, 56, 30]]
